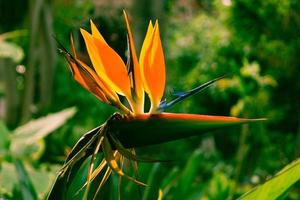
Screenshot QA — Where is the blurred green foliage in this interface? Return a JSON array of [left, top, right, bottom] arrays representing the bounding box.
[[0, 108, 75, 199], [0, 0, 299, 199]]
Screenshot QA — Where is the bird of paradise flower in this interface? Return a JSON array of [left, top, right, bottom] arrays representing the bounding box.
[[48, 11, 263, 200]]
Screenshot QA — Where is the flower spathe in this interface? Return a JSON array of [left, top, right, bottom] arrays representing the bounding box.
[[67, 11, 165, 115]]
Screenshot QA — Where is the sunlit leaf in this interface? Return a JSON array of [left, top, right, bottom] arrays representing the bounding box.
[[12, 107, 76, 143], [238, 159, 300, 200], [0, 40, 24, 63], [10, 107, 76, 159]]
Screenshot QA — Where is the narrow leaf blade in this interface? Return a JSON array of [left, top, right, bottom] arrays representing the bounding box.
[[14, 159, 38, 200], [238, 159, 300, 200]]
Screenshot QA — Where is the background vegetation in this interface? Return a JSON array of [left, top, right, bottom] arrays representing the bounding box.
[[0, 0, 299, 199]]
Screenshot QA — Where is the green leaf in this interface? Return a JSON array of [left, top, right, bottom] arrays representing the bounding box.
[[12, 107, 76, 142], [14, 159, 37, 200], [0, 121, 10, 159], [110, 113, 264, 148], [176, 149, 203, 197], [142, 163, 161, 200], [203, 172, 234, 200], [160, 167, 179, 192], [0, 162, 59, 199], [238, 159, 300, 200], [0, 162, 17, 195], [0, 40, 24, 63], [10, 107, 76, 158]]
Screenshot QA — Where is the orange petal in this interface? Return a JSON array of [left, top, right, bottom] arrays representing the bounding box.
[[76, 59, 119, 102], [140, 21, 165, 112], [66, 58, 109, 103], [123, 10, 144, 109], [80, 28, 131, 97], [70, 35, 117, 102], [66, 59, 88, 89], [139, 21, 154, 94], [90, 20, 107, 44], [92, 37, 131, 97]]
